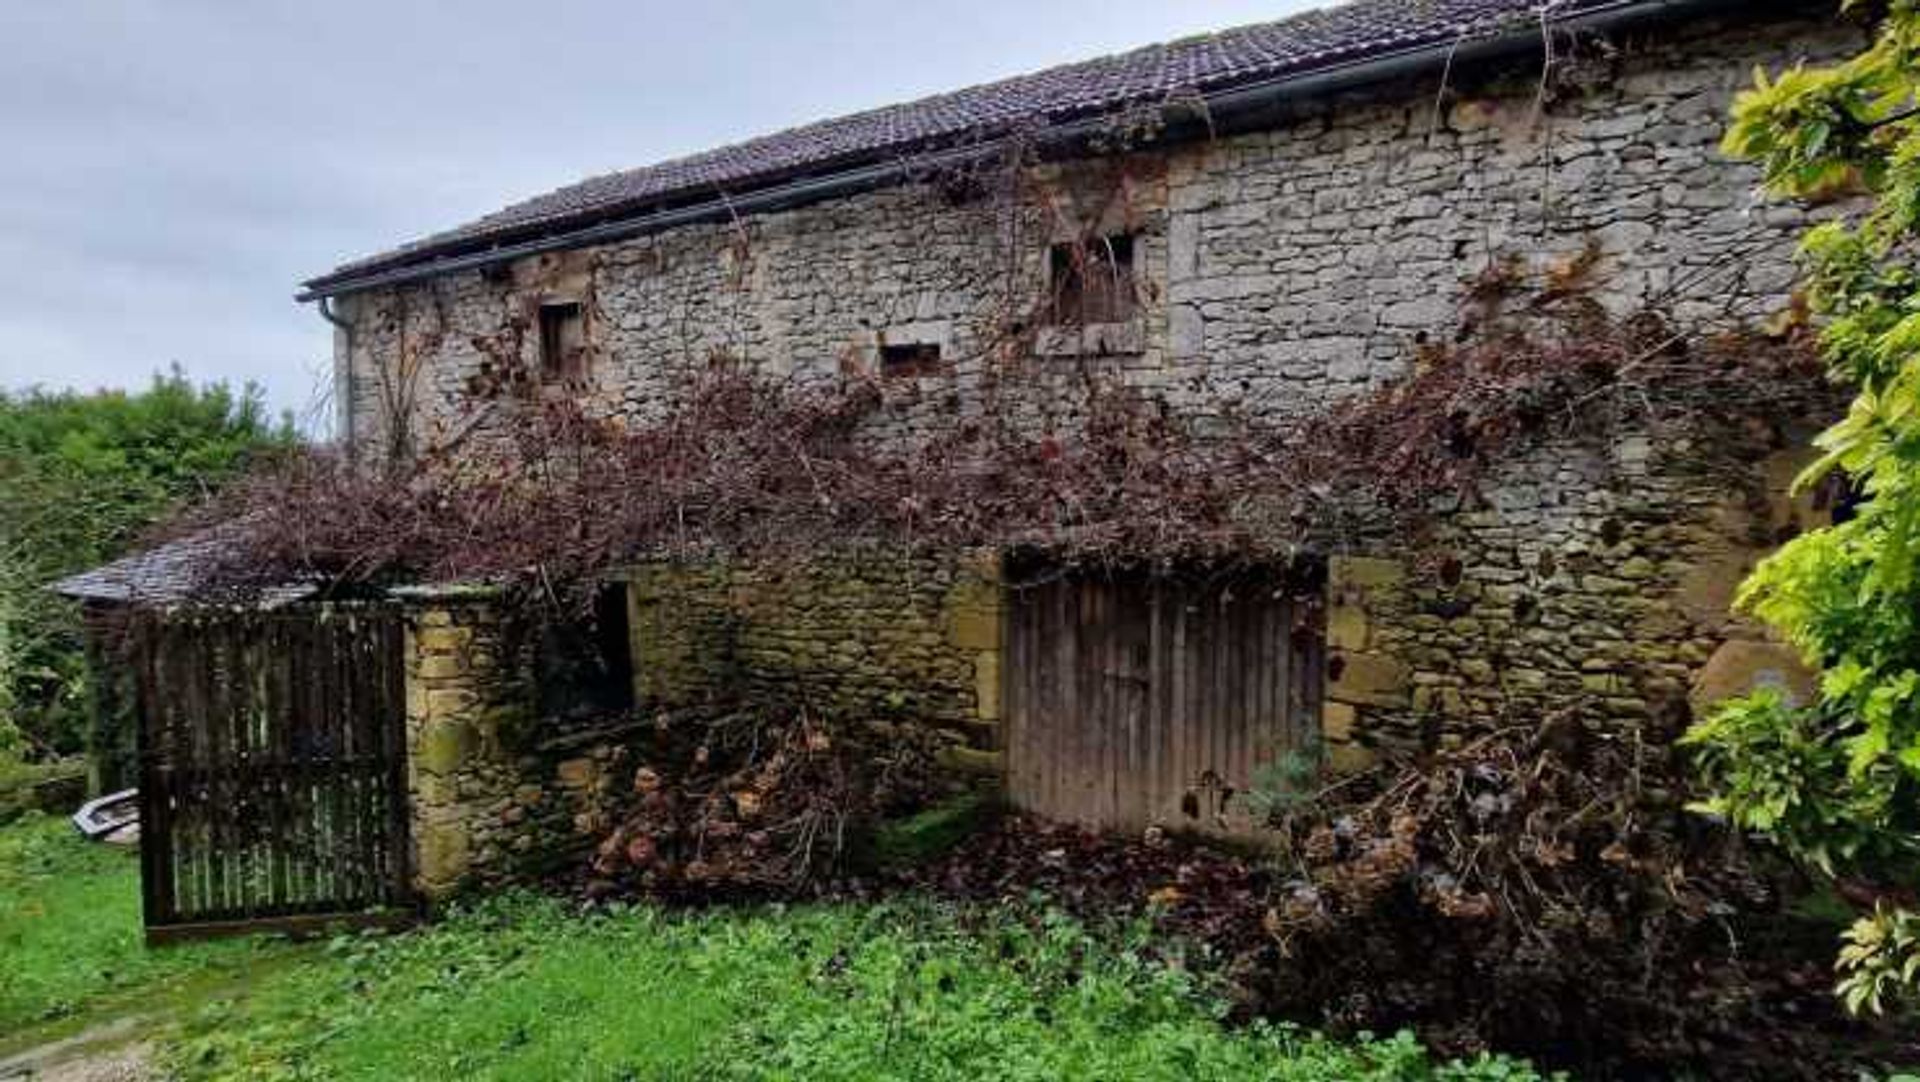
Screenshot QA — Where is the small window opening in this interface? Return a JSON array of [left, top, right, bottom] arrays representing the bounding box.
[[538, 300, 587, 382], [879, 342, 942, 379], [1049, 234, 1137, 325], [537, 583, 635, 719]]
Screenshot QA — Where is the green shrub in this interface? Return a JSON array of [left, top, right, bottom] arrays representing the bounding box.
[[0, 369, 291, 766], [0, 758, 86, 825], [869, 792, 996, 871]]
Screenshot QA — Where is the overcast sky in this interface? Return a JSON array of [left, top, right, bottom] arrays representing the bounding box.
[[0, 0, 1316, 429]]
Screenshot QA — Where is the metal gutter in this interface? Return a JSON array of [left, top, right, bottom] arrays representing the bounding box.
[[298, 0, 1753, 303], [316, 296, 356, 451]]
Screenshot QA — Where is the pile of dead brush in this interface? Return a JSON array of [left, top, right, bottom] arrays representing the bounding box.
[[587, 707, 942, 900], [905, 814, 1275, 960], [571, 700, 1904, 1077], [908, 719, 1907, 1079], [1254, 717, 1897, 1078]]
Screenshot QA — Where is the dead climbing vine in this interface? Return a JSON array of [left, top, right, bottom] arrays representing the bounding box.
[[175, 263, 1826, 620]]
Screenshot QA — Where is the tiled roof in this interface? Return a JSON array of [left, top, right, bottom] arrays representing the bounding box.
[[49, 531, 315, 607], [306, 0, 1641, 291]]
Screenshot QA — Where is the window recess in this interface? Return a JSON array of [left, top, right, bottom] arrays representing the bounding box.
[[1048, 234, 1137, 326], [538, 300, 587, 382]]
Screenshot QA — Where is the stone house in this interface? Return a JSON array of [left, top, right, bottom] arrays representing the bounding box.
[[67, 0, 1863, 907]]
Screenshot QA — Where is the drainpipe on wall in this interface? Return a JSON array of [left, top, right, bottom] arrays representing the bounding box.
[[315, 297, 356, 456]]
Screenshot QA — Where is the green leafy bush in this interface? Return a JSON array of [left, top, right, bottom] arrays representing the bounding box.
[[1693, 0, 1920, 1014], [0, 369, 290, 769]]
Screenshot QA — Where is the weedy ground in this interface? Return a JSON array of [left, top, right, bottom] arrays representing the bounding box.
[[0, 814, 1550, 1081]]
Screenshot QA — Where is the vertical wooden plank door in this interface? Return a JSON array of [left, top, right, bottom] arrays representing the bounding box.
[[1004, 565, 1323, 835], [133, 606, 415, 943]]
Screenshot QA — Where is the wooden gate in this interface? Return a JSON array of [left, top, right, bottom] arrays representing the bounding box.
[[1003, 565, 1324, 833], [131, 606, 415, 942]]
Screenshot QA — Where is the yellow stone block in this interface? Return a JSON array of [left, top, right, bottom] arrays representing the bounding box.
[[937, 744, 1003, 777], [1321, 700, 1358, 742], [556, 757, 599, 789], [1326, 742, 1376, 774], [1327, 652, 1410, 708], [945, 605, 1003, 651], [416, 824, 471, 896], [418, 718, 476, 775], [410, 770, 458, 807], [405, 679, 430, 722], [1329, 555, 1405, 592], [415, 653, 467, 680], [413, 625, 473, 656], [1691, 638, 1817, 713], [1327, 603, 1369, 651], [425, 687, 478, 720], [973, 651, 1003, 722], [1411, 685, 1466, 715]]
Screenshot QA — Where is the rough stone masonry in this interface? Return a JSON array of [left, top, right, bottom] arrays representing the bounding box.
[[333, 10, 1863, 859]]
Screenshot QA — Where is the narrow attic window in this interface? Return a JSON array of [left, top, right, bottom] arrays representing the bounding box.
[[879, 342, 942, 379], [1049, 234, 1137, 326], [538, 300, 587, 382]]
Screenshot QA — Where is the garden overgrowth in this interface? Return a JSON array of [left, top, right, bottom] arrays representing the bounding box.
[[905, 721, 1920, 1079], [172, 892, 1555, 1082], [1, 813, 1545, 1080], [0, 814, 283, 1039]]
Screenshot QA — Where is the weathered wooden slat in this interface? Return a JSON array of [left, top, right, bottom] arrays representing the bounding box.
[[129, 604, 414, 941], [1004, 565, 1325, 835]]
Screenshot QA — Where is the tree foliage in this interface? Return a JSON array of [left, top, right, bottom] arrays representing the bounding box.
[[0, 370, 291, 762], [1689, 0, 1920, 1013]]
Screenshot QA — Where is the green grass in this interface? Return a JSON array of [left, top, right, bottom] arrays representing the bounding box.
[[0, 813, 291, 1041], [0, 814, 1555, 1081], [177, 898, 1552, 1081]]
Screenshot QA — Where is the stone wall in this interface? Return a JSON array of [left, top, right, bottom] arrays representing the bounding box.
[[1318, 417, 1835, 772], [395, 554, 1005, 898], [333, 13, 1860, 450], [347, 7, 1867, 855], [402, 593, 634, 899], [622, 550, 1004, 780]]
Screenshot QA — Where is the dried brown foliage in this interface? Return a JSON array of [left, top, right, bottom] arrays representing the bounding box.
[[1252, 718, 1891, 1077], [177, 299, 1821, 611], [909, 725, 1905, 1079]]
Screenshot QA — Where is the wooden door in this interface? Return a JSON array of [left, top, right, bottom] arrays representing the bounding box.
[[1004, 565, 1323, 833]]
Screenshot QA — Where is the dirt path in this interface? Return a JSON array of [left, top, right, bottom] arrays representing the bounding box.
[[0, 1017, 155, 1081]]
